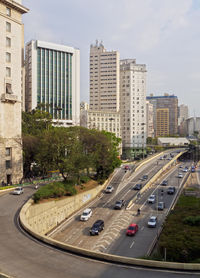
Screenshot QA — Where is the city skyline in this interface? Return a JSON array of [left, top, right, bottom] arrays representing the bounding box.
[[23, 0, 200, 115]]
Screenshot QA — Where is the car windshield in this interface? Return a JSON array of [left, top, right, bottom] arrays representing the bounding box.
[[82, 212, 89, 216], [15, 188, 21, 191], [107, 187, 111, 189], [128, 226, 135, 230], [116, 201, 121, 204], [150, 219, 155, 222]]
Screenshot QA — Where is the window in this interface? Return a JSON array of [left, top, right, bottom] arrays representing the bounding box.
[[6, 37, 11, 47], [6, 7, 11, 16], [6, 160, 12, 169], [6, 52, 11, 62], [6, 83, 12, 94], [6, 22, 11, 32], [6, 67, 11, 77], [6, 148, 11, 156]]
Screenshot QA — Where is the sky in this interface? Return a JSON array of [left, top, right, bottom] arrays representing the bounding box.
[[23, 0, 200, 116]]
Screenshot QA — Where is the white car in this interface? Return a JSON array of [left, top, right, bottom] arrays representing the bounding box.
[[105, 185, 114, 193], [13, 187, 24, 195], [148, 194, 156, 204], [182, 168, 188, 172], [178, 173, 183, 178], [80, 208, 92, 221], [148, 216, 157, 227]]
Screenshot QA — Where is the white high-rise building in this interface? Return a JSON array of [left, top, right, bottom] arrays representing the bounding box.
[[0, 0, 28, 184], [89, 40, 120, 112], [25, 40, 80, 126], [178, 104, 189, 125], [146, 101, 154, 138], [120, 59, 147, 150]]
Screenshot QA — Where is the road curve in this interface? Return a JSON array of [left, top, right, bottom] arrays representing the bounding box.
[[0, 188, 198, 278]]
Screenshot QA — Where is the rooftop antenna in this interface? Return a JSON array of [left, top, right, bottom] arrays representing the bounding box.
[[95, 39, 98, 46]]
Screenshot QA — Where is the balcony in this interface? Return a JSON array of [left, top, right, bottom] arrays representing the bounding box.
[[1, 93, 18, 103]]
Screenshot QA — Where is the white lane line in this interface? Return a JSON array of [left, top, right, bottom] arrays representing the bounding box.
[[78, 240, 83, 245], [141, 226, 144, 231], [130, 240, 135, 248]]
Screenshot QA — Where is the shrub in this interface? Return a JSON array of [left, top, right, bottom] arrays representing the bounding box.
[[183, 216, 200, 226], [80, 175, 91, 183]]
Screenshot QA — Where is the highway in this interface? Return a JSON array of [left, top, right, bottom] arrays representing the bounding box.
[[51, 150, 191, 257], [0, 152, 198, 277]]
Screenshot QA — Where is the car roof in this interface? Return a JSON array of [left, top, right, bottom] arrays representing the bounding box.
[[150, 216, 157, 220], [94, 219, 103, 224], [149, 194, 155, 198], [158, 201, 164, 205], [83, 208, 91, 213], [129, 223, 137, 227]]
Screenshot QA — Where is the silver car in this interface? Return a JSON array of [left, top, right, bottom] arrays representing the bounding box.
[[148, 216, 157, 227], [13, 187, 24, 195]]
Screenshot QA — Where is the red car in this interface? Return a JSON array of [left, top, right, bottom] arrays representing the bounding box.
[[126, 223, 138, 236]]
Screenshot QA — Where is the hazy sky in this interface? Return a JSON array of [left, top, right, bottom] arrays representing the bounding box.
[[23, 0, 200, 116]]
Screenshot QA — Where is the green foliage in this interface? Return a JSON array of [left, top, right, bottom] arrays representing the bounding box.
[[80, 176, 91, 183], [33, 181, 77, 203], [183, 216, 200, 226], [156, 195, 200, 263], [0, 186, 14, 190]]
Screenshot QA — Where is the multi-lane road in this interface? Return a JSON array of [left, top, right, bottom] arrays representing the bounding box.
[[51, 150, 191, 258], [0, 151, 199, 278]]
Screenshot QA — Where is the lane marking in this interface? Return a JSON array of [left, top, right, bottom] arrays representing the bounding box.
[[130, 240, 135, 248], [141, 226, 144, 231]]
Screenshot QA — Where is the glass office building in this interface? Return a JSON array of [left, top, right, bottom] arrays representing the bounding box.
[[25, 40, 80, 126]]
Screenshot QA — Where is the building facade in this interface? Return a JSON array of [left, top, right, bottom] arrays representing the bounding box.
[[120, 59, 147, 153], [25, 40, 80, 126], [89, 41, 120, 112], [146, 101, 154, 138], [185, 117, 200, 137], [80, 101, 89, 128], [147, 94, 178, 137], [0, 0, 28, 184], [178, 104, 189, 125]]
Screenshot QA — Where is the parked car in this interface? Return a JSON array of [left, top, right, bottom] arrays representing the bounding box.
[[80, 208, 92, 221], [157, 201, 165, 210], [161, 180, 168, 186], [126, 223, 138, 236], [114, 200, 125, 209], [105, 185, 114, 193], [148, 194, 156, 204], [12, 187, 24, 195], [167, 186, 176, 195], [133, 184, 142, 190], [90, 220, 104, 235], [148, 216, 157, 228]]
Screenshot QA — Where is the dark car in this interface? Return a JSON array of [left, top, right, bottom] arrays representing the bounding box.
[[161, 180, 168, 186], [133, 184, 142, 190], [157, 201, 165, 210], [142, 175, 148, 180], [114, 200, 125, 209], [167, 186, 176, 195], [90, 220, 104, 235]]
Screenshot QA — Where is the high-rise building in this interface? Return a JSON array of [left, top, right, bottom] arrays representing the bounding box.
[[89, 40, 120, 112], [0, 0, 28, 184], [146, 101, 154, 138], [178, 104, 189, 125], [120, 59, 147, 151], [147, 94, 178, 137], [25, 40, 80, 126]]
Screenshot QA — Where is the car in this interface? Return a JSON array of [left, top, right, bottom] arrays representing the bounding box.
[[167, 157, 172, 160], [90, 220, 104, 235], [159, 156, 164, 160], [182, 168, 188, 172], [157, 201, 165, 210], [163, 155, 167, 159], [105, 185, 114, 193], [179, 165, 183, 168], [124, 165, 130, 170], [148, 194, 156, 204], [161, 180, 168, 186], [167, 186, 176, 195], [133, 184, 142, 190], [126, 223, 138, 236], [80, 208, 92, 221], [142, 175, 148, 180], [178, 173, 183, 178], [12, 187, 24, 195], [114, 200, 125, 209], [148, 216, 157, 228]]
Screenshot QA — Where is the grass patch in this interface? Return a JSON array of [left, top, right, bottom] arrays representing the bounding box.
[[155, 195, 200, 263], [0, 186, 14, 190]]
